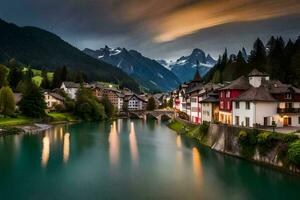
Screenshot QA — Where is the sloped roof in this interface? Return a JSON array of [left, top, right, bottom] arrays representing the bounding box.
[[62, 82, 80, 88], [125, 94, 147, 102], [201, 96, 219, 103], [49, 93, 65, 101], [233, 86, 277, 102], [262, 80, 300, 94], [219, 76, 251, 90], [248, 69, 269, 77]]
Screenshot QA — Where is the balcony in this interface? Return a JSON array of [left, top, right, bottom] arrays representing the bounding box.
[[277, 107, 300, 114]]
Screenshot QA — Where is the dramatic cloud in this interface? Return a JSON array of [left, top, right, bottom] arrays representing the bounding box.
[[0, 0, 299, 59]]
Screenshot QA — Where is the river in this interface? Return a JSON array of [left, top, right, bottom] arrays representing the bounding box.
[[0, 119, 299, 200]]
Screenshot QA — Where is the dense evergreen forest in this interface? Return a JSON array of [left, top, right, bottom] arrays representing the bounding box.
[[205, 36, 300, 87]]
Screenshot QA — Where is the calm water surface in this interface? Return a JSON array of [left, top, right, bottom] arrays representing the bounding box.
[[0, 119, 300, 200]]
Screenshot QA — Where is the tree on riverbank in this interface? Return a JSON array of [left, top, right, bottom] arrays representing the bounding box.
[[0, 86, 15, 116], [100, 95, 114, 118], [0, 64, 8, 88], [75, 87, 105, 120], [146, 97, 156, 111], [19, 82, 46, 118]]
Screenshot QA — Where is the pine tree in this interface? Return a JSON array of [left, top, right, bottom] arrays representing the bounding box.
[[19, 82, 46, 118], [0, 86, 15, 116], [267, 37, 285, 80], [52, 66, 68, 89], [41, 69, 50, 89], [0, 64, 9, 87], [8, 66, 23, 90], [146, 97, 156, 111], [100, 95, 114, 118], [248, 38, 267, 71]]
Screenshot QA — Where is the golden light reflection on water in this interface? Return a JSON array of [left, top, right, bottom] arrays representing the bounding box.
[[176, 135, 182, 148], [192, 147, 203, 187], [109, 121, 119, 166], [176, 135, 183, 170], [63, 133, 70, 163], [129, 122, 139, 165], [41, 134, 50, 167]]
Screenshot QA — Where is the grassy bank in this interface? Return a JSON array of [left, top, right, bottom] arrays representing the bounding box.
[[0, 112, 78, 127], [0, 115, 34, 126], [168, 119, 209, 144], [47, 112, 78, 122]]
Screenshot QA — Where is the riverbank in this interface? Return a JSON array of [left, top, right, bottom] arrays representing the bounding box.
[[168, 119, 300, 175], [0, 112, 79, 136]]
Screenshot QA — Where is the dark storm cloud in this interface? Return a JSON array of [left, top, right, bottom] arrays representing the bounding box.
[[0, 0, 300, 60]]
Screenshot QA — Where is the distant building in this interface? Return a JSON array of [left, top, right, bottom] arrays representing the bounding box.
[[60, 82, 80, 99], [125, 94, 147, 111], [44, 91, 65, 110], [201, 91, 219, 123]]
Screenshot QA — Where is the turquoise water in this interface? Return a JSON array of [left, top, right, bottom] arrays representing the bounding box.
[[0, 119, 299, 200]]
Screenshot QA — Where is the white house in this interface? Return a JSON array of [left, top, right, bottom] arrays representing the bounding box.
[[60, 82, 80, 99], [125, 94, 147, 111], [232, 86, 279, 127], [44, 92, 65, 110]]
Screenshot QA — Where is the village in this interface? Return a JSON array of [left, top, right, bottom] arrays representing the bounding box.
[[171, 68, 300, 133], [11, 80, 171, 115]]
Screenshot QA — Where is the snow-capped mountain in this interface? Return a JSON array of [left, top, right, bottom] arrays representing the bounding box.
[[167, 49, 217, 83], [83, 46, 181, 91]]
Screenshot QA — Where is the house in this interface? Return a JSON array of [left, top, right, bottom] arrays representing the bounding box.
[[102, 88, 124, 112], [185, 68, 203, 119], [44, 91, 65, 110], [177, 83, 188, 112], [231, 69, 300, 127], [13, 93, 22, 110], [267, 80, 300, 127], [125, 94, 147, 111], [60, 82, 80, 99], [218, 76, 251, 124], [201, 91, 220, 123]]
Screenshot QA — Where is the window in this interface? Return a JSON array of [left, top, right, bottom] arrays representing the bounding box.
[[298, 116, 300, 124], [246, 102, 250, 110], [235, 102, 240, 109], [220, 101, 224, 109], [245, 117, 250, 127], [285, 102, 293, 109], [285, 93, 292, 100], [227, 102, 230, 110], [235, 116, 240, 126], [226, 91, 230, 98], [220, 92, 223, 98]]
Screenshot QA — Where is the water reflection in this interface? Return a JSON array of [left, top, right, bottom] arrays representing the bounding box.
[[109, 121, 119, 166], [192, 147, 203, 187], [129, 122, 139, 166], [176, 135, 182, 148], [63, 133, 70, 163], [41, 134, 50, 167]]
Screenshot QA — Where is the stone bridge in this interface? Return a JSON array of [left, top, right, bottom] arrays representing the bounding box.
[[128, 110, 175, 121]]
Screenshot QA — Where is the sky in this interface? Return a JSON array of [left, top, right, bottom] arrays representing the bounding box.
[[0, 0, 300, 61]]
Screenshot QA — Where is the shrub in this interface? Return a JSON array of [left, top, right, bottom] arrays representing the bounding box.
[[238, 130, 257, 158], [199, 122, 209, 135], [54, 104, 66, 112], [257, 132, 275, 155], [287, 140, 300, 166], [178, 111, 189, 121], [283, 133, 299, 143]]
